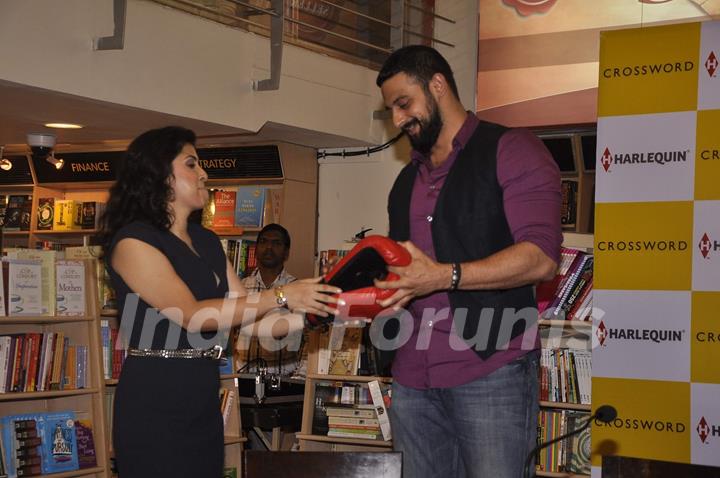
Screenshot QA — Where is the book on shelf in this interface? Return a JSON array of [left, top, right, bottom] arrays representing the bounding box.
[[234, 186, 265, 228], [73, 420, 97, 470], [536, 409, 590, 474], [539, 349, 591, 405], [538, 247, 594, 321], [55, 260, 86, 316], [213, 191, 236, 228], [53, 200, 81, 231], [3, 195, 32, 232], [36, 198, 54, 231], [368, 380, 392, 441], [312, 380, 389, 441], [222, 466, 238, 478], [1, 411, 81, 477], [560, 179, 578, 230], [4, 259, 43, 316], [4, 250, 57, 316]]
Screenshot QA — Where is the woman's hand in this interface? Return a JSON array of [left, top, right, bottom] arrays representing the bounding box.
[[282, 277, 342, 317]]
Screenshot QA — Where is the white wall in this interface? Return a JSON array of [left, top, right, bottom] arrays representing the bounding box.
[[316, 0, 479, 251], [0, 0, 384, 144]]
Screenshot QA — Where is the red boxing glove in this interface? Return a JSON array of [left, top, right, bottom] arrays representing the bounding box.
[[306, 235, 411, 328]]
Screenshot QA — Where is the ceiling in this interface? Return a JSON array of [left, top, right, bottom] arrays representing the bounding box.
[[0, 79, 371, 153]]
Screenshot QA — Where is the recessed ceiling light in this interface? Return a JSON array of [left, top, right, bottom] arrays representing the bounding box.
[[44, 123, 84, 129]]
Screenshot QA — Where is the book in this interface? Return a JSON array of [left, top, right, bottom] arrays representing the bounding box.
[[6, 259, 43, 316], [213, 191, 236, 228], [53, 200, 81, 231], [74, 420, 97, 469], [3, 195, 32, 231], [234, 186, 265, 227], [36, 198, 55, 230], [367, 380, 392, 441], [222, 467, 238, 478], [327, 326, 362, 376], [5, 249, 57, 316], [80, 202, 104, 230], [37, 411, 79, 474], [55, 261, 86, 316]]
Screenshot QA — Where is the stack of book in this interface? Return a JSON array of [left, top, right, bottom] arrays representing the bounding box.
[[0, 412, 97, 477], [537, 247, 594, 321], [0, 333, 88, 393], [219, 239, 257, 278], [35, 198, 106, 231], [539, 349, 591, 405], [312, 380, 391, 441], [536, 409, 590, 475]]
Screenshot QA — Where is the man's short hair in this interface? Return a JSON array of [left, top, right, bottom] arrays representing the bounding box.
[[258, 223, 291, 249], [376, 45, 459, 99]]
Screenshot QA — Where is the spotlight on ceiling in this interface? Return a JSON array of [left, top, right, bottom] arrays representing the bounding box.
[[46, 152, 64, 170], [0, 146, 12, 171]]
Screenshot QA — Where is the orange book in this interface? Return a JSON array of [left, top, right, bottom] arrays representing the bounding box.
[[213, 191, 236, 228]]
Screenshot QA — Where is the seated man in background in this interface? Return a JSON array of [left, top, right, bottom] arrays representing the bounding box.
[[236, 223, 301, 376]]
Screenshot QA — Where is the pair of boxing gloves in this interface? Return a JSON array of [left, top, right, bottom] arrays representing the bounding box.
[[305, 235, 411, 328]]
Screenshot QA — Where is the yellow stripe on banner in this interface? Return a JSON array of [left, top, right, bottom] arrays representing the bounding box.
[[591, 377, 690, 467], [691, 292, 720, 384], [594, 201, 693, 290], [695, 109, 720, 200], [598, 22, 701, 117]]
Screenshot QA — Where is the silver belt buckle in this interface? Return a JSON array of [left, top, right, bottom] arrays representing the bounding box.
[[204, 344, 223, 360]]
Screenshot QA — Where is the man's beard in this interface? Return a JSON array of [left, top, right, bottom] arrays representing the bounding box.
[[403, 97, 443, 155]]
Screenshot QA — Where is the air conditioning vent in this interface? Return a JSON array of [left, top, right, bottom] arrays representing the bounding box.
[[197, 145, 283, 180]]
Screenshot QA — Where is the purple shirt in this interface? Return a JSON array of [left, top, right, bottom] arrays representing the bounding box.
[[392, 113, 562, 389]]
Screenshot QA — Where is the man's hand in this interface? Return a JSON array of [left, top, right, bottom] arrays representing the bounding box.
[[374, 241, 452, 310]]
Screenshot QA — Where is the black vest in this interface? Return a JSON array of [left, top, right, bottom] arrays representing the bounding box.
[[388, 120, 536, 360]]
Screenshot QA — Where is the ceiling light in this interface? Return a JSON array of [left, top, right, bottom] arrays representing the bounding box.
[[0, 146, 11, 171], [46, 152, 64, 170], [44, 123, 83, 129]]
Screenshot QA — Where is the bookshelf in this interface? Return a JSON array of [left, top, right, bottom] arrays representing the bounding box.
[[0, 260, 110, 477], [298, 328, 393, 452], [537, 129, 596, 234], [535, 232, 594, 477]]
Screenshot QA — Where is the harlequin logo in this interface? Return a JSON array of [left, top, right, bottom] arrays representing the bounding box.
[[599, 146, 689, 172], [698, 233, 720, 259], [596, 320, 608, 346], [706, 51, 718, 78], [595, 319, 685, 346], [696, 416, 720, 443]]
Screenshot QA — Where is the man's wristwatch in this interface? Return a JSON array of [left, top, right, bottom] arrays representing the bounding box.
[[274, 286, 289, 308]]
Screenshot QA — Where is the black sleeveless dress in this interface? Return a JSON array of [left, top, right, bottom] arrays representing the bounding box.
[[108, 221, 229, 478]]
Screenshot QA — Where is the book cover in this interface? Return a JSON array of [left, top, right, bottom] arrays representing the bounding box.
[[80, 202, 103, 230], [368, 380, 392, 441], [55, 261, 86, 316], [222, 467, 237, 478], [37, 411, 79, 474], [213, 191, 236, 228], [6, 259, 43, 316], [327, 326, 362, 376], [234, 186, 265, 227], [73, 420, 97, 469], [53, 200, 81, 231], [4, 195, 32, 231], [36, 198, 55, 230], [6, 250, 57, 316]]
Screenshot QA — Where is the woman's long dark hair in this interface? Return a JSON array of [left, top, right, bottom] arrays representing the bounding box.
[[96, 126, 197, 256]]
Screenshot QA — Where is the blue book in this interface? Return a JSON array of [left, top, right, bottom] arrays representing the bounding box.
[[234, 187, 266, 227], [37, 412, 79, 474]]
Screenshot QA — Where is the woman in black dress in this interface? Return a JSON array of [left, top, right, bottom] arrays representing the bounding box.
[[98, 127, 341, 477]]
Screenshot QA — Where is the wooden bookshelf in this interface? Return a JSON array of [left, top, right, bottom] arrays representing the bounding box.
[[0, 261, 110, 477], [536, 232, 594, 477], [536, 471, 589, 478], [539, 401, 592, 412]]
